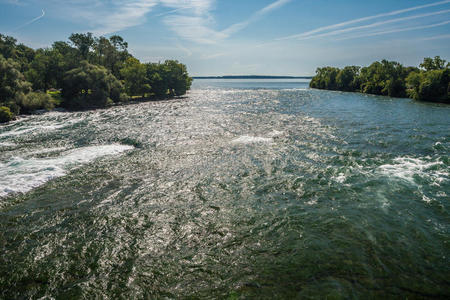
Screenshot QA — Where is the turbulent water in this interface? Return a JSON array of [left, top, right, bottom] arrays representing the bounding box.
[[1, 79, 449, 298]]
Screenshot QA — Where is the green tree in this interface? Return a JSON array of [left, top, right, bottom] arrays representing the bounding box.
[[25, 49, 62, 91], [146, 63, 168, 97], [162, 60, 192, 96], [0, 34, 17, 60], [120, 57, 151, 97], [19, 92, 54, 114], [0, 106, 14, 123], [406, 69, 449, 103], [310, 67, 340, 90], [359, 60, 408, 97], [0, 54, 31, 114], [336, 66, 360, 91], [420, 56, 447, 71], [62, 61, 124, 109], [69, 32, 95, 60]]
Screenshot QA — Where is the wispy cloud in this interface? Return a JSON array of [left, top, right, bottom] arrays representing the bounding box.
[[419, 33, 450, 40], [10, 9, 45, 32], [223, 0, 291, 36], [5, 0, 289, 42], [85, 1, 159, 35], [162, 0, 291, 44], [277, 0, 450, 40], [2, 0, 24, 5], [293, 9, 450, 41], [335, 20, 450, 41], [176, 42, 193, 57], [161, 0, 220, 44], [202, 52, 227, 59]]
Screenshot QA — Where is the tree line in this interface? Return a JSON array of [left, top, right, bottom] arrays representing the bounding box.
[[309, 56, 449, 103], [0, 33, 192, 123]]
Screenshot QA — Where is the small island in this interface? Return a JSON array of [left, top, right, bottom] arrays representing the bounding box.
[[0, 33, 193, 123], [309, 56, 449, 103]]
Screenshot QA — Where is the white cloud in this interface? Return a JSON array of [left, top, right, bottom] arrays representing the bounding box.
[[4, 0, 290, 42], [295, 9, 450, 41], [335, 20, 450, 41], [74, 0, 159, 35], [162, 0, 291, 44], [222, 0, 291, 36], [419, 33, 450, 40], [278, 0, 450, 40]]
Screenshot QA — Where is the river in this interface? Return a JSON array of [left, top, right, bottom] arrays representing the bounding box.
[[1, 79, 449, 298]]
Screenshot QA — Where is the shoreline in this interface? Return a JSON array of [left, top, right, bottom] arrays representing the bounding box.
[[309, 87, 450, 104], [1, 95, 188, 124]]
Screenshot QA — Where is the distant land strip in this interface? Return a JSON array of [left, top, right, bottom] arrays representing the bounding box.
[[193, 75, 313, 79]]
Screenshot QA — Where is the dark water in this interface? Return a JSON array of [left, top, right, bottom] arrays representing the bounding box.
[[0, 79, 449, 298]]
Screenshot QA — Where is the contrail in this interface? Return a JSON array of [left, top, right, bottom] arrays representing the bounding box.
[[11, 9, 45, 32], [419, 33, 450, 40], [155, 7, 191, 17], [295, 9, 450, 41], [335, 20, 450, 41], [277, 0, 450, 40], [223, 0, 292, 36]]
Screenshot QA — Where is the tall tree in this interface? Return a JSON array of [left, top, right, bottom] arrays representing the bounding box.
[[69, 32, 95, 60], [120, 57, 151, 97], [62, 61, 124, 109], [420, 56, 447, 71], [0, 54, 31, 114]]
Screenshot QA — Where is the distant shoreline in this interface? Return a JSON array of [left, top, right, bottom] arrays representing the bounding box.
[[193, 75, 313, 79]]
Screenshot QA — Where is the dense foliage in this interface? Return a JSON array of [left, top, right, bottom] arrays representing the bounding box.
[[310, 56, 449, 103], [61, 62, 126, 109], [0, 33, 192, 122]]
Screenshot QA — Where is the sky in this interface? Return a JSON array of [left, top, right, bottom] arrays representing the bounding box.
[[0, 0, 449, 76]]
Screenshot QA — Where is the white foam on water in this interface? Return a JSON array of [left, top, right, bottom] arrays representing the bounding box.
[[377, 157, 448, 185], [232, 135, 273, 144], [267, 130, 284, 138], [0, 142, 15, 147], [0, 117, 84, 138], [0, 144, 133, 198], [0, 127, 36, 137], [25, 147, 68, 157], [333, 173, 347, 184], [281, 88, 308, 91]]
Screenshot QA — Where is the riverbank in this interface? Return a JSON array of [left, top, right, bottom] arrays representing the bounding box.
[[2, 94, 188, 124], [0, 33, 192, 124], [309, 56, 449, 104]]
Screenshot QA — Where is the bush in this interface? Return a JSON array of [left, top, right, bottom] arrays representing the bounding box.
[[20, 91, 54, 113], [407, 69, 449, 103], [61, 61, 124, 109], [0, 106, 14, 123]]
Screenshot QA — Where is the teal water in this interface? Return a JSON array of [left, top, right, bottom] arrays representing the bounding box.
[[0, 79, 449, 298]]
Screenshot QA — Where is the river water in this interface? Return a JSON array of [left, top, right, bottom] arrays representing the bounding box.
[[0, 79, 449, 298]]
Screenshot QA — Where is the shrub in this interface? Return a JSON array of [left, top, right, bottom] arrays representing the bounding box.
[[61, 61, 124, 109], [407, 69, 449, 103], [0, 106, 14, 123], [20, 91, 54, 113]]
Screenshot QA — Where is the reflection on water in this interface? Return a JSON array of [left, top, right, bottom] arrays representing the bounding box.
[[0, 79, 449, 298]]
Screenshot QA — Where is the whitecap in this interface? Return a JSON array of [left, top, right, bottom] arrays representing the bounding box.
[[0, 117, 84, 138], [0, 144, 133, 198], [267, 130, 284, 138], [377, 157, 448, 185], [232, 135, 273, 144]]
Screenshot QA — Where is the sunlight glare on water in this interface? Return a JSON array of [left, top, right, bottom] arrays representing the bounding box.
[[0, 79, 449, 298]]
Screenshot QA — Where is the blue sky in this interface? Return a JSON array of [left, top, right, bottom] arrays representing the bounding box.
[[1, 0, 449, 75]]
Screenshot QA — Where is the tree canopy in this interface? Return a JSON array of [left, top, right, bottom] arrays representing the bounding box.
[[0, 32, 193, 123], [310, 57, 449, 103]]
